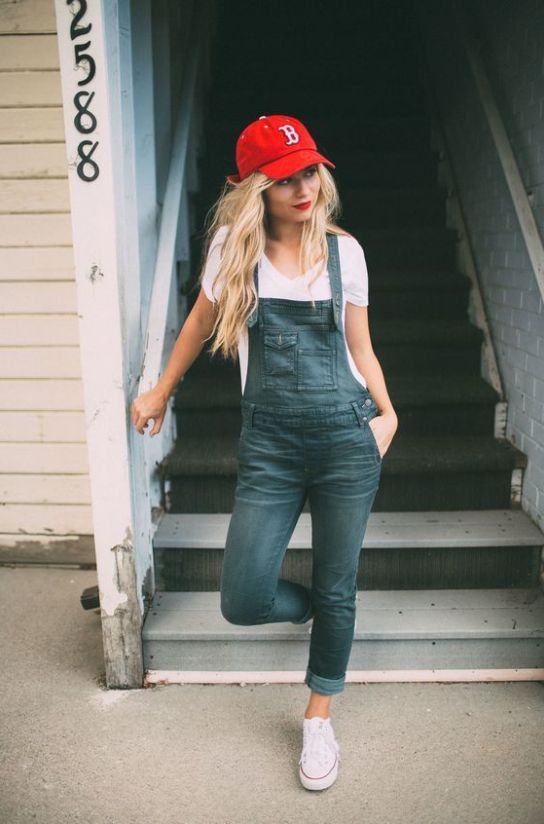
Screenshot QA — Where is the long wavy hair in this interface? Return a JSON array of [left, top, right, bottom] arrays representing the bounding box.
[[197, 162, 350, 361]]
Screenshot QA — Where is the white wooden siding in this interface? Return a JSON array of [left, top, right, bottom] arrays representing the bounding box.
[[0, 3, 57, 33], [0, 107, 65, 142], [0, 37, 59, 69], [0, 143, 68, 179], [0, 71, 62, 106], [0, 248, 75, 280], [1, 474, 91, 504], [0, 179, 70, 212], [0, 411, 86, 441], [0, 0, 91, 550]]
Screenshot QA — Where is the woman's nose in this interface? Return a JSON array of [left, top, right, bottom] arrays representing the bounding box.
[[294, 181, 310, 197]]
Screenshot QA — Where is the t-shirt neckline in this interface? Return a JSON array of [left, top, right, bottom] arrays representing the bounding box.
[[261, 251, 319, 283]]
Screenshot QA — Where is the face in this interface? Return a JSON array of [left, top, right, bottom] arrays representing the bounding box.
[[262, 164, 321, 226]]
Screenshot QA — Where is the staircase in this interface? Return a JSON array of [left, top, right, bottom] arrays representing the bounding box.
[[142, 0, 544, 683]]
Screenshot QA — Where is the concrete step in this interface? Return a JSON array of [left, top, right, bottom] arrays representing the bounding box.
[[152, 509, 544, 592], [142, 586, 544, 679]]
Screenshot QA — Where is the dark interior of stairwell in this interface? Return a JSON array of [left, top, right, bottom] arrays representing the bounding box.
[[155, 0, 534, 591]]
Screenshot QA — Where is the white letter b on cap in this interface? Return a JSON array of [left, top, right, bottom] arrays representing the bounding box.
[[278, 124, 300, 145]]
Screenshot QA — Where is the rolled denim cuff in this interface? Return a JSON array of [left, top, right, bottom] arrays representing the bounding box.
[[304, 667, 345, 696]]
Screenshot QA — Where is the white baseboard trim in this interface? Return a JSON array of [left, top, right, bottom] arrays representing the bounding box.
[[145, 668, 544, 686]]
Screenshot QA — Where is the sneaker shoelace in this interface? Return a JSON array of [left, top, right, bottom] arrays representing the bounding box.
[[299, 719, 339, 768]]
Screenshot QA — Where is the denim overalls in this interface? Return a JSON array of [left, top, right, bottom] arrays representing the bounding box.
[[220, 232, 382, 696]]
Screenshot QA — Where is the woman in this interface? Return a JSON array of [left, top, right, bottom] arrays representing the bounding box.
[[131, 114, 398, 791]]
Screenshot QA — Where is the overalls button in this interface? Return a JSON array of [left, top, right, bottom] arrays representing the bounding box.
[[363, 416, 368, 421], [365, 398, 371, 406]]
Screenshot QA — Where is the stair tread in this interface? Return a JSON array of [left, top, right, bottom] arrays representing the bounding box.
[[153, 509, 544, 550], [142, 587, 544, 641], [161, 433, 527, 476]]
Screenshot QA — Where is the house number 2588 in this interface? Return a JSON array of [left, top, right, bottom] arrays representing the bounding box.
[[67, 0, 100, 182]]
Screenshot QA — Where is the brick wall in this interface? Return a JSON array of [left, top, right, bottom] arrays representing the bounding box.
[[420, 0, 544, 529]]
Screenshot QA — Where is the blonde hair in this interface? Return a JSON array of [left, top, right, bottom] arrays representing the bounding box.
[[197, 163, 350, 361]]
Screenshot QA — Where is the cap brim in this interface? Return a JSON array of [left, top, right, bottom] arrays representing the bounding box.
[[258, 149, 335, 179], [225, 149, 335, 184]]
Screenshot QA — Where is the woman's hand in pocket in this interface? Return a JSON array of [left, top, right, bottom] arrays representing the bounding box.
[[368, 409, 398, 460], [131, 386, 169, 436]]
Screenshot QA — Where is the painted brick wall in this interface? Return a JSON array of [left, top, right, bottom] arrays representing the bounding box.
[[420, 0, 544, 529]]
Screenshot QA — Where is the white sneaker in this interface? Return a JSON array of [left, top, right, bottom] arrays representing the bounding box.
[[298, 716, 340, 791]]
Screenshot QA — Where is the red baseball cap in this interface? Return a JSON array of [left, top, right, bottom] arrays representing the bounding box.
[[226, 114, 336, 184]]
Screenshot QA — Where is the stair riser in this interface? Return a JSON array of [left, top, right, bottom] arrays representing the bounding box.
[[167, 470, 516, 513], [143, 638, 544, 673], [153, 546, 542, 592], [174, 406, 496, 437]]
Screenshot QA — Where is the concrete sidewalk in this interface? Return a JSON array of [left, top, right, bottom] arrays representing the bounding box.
[[1, 566, 543, 824]]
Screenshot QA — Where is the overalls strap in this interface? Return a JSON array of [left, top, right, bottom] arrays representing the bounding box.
[[327, 232, 343, 332], [246, 232, 343, 329]]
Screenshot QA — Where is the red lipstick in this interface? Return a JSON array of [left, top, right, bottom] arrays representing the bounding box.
[[294, 201, 312, 210]]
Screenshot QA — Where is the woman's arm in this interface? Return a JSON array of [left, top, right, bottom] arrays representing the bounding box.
[[344, 302, 398, 457], [156, 287, 217, 399], [131, 287, 217, 436]]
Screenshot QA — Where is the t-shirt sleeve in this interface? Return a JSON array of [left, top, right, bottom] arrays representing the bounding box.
[[340, 234, 369, 306], [200, 225, 229, 303]]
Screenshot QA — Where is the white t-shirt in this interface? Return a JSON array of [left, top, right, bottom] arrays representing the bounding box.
[[200, 225, 370, 392]]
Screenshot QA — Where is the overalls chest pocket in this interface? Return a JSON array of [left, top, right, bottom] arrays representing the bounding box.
[[260, 321, 338, 391], [262, 329, 298, 385]]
